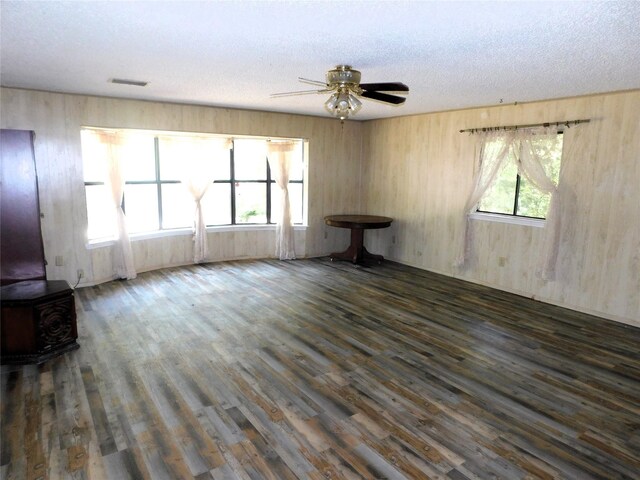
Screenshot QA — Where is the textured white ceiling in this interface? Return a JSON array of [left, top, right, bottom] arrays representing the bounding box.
[[1, 1, 639, 121]]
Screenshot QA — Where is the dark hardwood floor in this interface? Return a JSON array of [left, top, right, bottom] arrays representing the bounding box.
[[2, 258, 639, 479]]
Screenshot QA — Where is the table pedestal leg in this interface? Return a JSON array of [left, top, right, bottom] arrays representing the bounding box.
[[329, 228, 384, 264]]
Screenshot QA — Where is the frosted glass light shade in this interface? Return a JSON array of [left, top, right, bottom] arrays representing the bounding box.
[[324, 91, 363, 120], [324, 95, 338, 111], [348, 94, 362, 113]]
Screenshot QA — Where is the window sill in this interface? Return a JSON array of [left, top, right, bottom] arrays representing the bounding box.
[[469, 212, 546, 228], [86, 224, 308, 249]]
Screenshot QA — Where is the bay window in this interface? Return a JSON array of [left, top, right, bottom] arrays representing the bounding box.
[[81, 129, 306, 241]]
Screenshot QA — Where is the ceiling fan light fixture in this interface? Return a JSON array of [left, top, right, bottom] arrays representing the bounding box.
[[347, 93, 362, 113], [324, 94, 339, 112], [273, 65, 408, 121], [325, 90, 362, 120], [335, 92, 351, 117]]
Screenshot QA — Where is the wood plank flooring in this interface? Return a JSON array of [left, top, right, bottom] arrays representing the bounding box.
[[2, 258, 639, 479]]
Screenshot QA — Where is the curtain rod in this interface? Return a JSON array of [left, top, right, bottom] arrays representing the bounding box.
[[459, 118, 590, 134]]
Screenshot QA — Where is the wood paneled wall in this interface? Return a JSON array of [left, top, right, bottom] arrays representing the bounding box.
[[2, 87, 637, 326], [361, 90, 640, 326], [0, 88, 361, 286]]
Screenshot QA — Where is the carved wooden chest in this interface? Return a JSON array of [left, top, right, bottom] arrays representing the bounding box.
[[1, 280, 79, 364]]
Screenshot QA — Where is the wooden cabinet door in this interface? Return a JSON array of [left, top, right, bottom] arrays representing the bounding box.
[[1, 129, 46, 284]]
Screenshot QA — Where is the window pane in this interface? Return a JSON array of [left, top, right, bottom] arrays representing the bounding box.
[[85, 185, 116, 240], [81, 130, 107, 182], [478, 162, 518, 214], [121, 134, 156, 181], [530, 135, 563, 184], [158, 137, 231, 181], [234, 139, 267, 180], [213, 153, 231, 180], [516, 134, 562, 218], [158, 139, 186, 181], [203, 183, 231, 225], [82, 131, 156, 182], [235, 182, 267, 223], [271, 183, 303, 224], [161, 183, 193, 229], [288, 141, 305, 181], [516, 178, 551, 218], [124, 184, 159, 233], [288, 182, 303, 224]]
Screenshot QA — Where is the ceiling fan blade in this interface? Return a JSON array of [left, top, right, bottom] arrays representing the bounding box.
[[298, 77, 327, 87], [360, 82, 409, 92], [270, 89, 331, 98], [360, 90, 407, 105]]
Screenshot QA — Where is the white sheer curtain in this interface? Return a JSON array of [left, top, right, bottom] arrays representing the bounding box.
[[162, 136, 231, 263], [456, 126, 563, 280], [515, 126, 562, 279], [97, 131, 137, 279], [267, 141, 296, 260], [455, 130, 516, 268]]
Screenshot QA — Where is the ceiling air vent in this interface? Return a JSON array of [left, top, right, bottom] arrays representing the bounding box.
[[110, 78, 148, 87]]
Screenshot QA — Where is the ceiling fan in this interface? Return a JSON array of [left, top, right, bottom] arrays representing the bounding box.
[[271, 65, 409, 121]]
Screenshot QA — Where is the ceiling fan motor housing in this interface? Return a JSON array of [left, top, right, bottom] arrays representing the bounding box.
[[326, 65, 361, 87]]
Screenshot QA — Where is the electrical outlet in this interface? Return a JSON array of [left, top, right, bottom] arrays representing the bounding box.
[[55, 255, 64, 266], [498, 256, 507, 267], [77, 269, 84, 279]]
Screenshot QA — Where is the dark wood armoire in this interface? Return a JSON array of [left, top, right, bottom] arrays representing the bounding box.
[[1, 129, 79, 364]]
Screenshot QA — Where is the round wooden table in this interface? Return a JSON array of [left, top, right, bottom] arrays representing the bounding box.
[[324, 214, 393, 264]]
